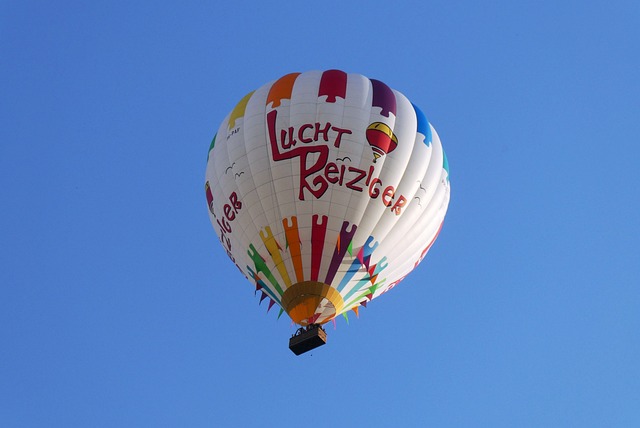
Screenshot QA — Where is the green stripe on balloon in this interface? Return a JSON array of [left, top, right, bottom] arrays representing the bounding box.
[[207, 134, 216, 162], [248, 244, 284, 296]]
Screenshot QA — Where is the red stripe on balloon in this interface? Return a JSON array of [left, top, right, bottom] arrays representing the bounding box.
[[318, 69, 347, 103], [310, 214, 328, 282]]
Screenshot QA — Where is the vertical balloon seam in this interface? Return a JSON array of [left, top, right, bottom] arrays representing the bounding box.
[[347, 94, 436, 305], [279, 82, 305, 291], [295, 71, 343, 323], [338, 76, 387, 248], [210, 113, 246, 276], [239, 85, 286, 305], [310, 70, 347, 323], [381, 169, 449, 287], [263, 75, 300, 302], [364, 92, 425, 261], [388, 128, 444, 245], [336, 78, 401, 304], [314, 70, 350, 296], [228, 92, 258, 284], [385, 152, 447, 278], [381, 211, 446, 295], [265, 72, 303, 303], [225, 89, 264, 293], [323, 78, 378, 310], [327, 73, 371, 302], [284, 74, 312, 287], [321, 74, 373, 308], [367, 101, 432, 271]]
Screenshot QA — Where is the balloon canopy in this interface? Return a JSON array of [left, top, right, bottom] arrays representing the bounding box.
[[205, 70, 450, 326]]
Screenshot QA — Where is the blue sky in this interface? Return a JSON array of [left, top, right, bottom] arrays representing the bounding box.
[[2, 1, 639, 426]]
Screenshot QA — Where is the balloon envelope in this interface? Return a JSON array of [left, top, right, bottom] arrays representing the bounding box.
[[205, 70, 450, 326]]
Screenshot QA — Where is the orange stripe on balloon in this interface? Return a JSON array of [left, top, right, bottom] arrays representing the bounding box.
[[283, 216, 304, 283], [266, 73, 300, 108]]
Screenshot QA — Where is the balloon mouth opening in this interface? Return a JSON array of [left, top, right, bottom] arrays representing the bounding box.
[[281, 281, 344, 326]]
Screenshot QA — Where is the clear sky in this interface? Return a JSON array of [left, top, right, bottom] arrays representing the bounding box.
[[2, 1, 639, 426]]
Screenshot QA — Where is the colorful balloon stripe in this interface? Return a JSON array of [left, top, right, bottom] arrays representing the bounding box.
[[412, 103, 432, 146], [324, 221, 358, 285], [282, 217, 304, 283], [228, 91, 254, 129], [247, 244, 284, 296], [318, 69, 347, 103], [259, 226, 292, 288], [266, 72, 300, 108], [310, 214, 328, 282], [371, 79, 396, 118]]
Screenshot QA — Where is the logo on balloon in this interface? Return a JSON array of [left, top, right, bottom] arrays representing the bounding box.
[[366, 122, 398, 162], [266, 109, 408, 215]]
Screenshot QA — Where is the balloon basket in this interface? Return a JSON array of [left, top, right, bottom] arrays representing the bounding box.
[[289, 324, 327, 355]]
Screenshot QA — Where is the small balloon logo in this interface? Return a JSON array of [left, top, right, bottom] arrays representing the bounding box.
[[366, 122, 398, 162]]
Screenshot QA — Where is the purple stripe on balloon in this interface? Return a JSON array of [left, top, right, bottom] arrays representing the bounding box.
[[324, 221, 358, 285], [371, 79, 396, 118]]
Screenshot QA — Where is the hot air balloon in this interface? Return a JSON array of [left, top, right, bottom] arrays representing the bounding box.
[[205, 70, 450, 355]]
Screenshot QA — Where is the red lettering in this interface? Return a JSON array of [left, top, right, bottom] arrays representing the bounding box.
[[325, 162, 339, 184], [267, 109, 393, 203], [390, 194, 407, 215], [298, 123, 313, 143], [217, 217, 232, 233], [366, 165, 375, 186], [369, 178, 382, 198], [314, 122, 331, 142], [213, 191, 243, 245], [281, 127, 296, 149], [331, 126, 352, 147], [346, 167, 366, 192], [268, 110, 330, 200], [338, 164, 346, 186], [229, 191, 241, 212], [224, 203, 235, 221], [382, 186, 395, 206], [307, 174, 329, 199]]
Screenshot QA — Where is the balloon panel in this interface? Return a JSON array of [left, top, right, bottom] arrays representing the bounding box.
[[205, 70, 450, 325]]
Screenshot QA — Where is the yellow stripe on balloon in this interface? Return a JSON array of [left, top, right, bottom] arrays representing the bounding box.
[[228, 91, 255, 129], [260, 226, 292, 288]]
